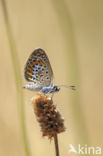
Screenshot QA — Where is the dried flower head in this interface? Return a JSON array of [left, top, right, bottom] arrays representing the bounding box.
[[32, 93, 65, 139]]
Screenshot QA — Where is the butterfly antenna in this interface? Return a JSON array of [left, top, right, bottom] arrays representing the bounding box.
[[59, 85, 76, 90]]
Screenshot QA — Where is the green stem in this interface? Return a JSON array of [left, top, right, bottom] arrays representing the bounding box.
[[52, 0, 90, 145], [1, 0, 31, 155]]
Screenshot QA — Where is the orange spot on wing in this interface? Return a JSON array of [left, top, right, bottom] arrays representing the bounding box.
[[38, 62, 44, 66], [27, 72, 32, 76], [33, 61, 38, 65], [27, 67, 33, 72]]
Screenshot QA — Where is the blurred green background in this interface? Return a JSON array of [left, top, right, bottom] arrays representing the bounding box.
[[0, 0, 103, 156]]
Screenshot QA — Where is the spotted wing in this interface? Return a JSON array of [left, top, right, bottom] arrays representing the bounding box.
[[24, 48, 53, 87]]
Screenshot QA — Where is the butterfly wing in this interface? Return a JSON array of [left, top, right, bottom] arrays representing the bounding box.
[[24, 48, 53, 87]]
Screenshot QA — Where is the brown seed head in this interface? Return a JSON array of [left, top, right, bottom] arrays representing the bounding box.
[[32, 93, 65, 139]]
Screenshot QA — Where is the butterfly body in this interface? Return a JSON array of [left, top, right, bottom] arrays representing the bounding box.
[[24, 83, 60, 94]]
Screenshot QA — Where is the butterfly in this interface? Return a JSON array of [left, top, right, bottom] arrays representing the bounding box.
[[24, 48, 75, 95]]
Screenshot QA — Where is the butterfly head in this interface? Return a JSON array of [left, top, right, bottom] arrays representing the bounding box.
[[50, 85, 60, 93]]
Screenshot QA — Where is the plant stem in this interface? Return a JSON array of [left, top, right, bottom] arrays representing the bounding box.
[[54, 134, 59, 156], [1, 0, 30, 156]]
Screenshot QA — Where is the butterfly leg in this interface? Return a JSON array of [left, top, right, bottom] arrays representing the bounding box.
[[51, 93, 54, 100]]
